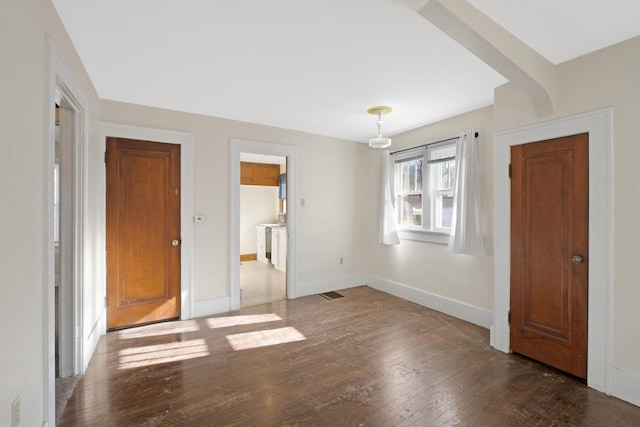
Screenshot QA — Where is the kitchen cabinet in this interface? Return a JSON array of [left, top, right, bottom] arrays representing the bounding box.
[[272, 227, 287, 272], [241, 162, 280, 186], [257, 224, 286, 271], [256, 225, 268, 264]]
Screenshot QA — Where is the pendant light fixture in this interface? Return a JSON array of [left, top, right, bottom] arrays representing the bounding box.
[[367, 105, 392, 148]]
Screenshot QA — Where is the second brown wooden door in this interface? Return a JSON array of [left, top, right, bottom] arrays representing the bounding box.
[[510, 133, 589, 379], [106, 137, 181, 330]]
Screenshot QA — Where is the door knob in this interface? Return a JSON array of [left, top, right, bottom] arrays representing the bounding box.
[[172, 239, 180, 247], [572, 254, 584, 264]]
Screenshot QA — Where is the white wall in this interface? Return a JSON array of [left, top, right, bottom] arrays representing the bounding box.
[[240, 185, 279, 254], [363, 35, 640, 402], [365, 106, 495, 326], [494, 36, 640, 391], [4, 1, 639, 421], [0, 0, 101, 425], [99, 100, 369, 303]]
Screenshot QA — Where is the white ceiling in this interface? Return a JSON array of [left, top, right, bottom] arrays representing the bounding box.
[[52, 0, 640, 143]]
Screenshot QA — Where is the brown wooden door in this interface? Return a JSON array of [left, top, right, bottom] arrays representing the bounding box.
[[510, 133, 588, 378], [106, 137, 181, 329]]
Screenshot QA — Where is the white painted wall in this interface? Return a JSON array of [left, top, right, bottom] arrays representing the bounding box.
[[99, 100, 369, 303], [365, 106, 495, 321], [0, 0, 101, 425], [494, 35, 640, 394], [240, 186, 279, 254], [4, 1, 640, 421]]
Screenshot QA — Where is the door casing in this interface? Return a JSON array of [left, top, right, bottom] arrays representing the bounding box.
[[98, 123, 194, 331], [230, 139, 297, 311], [44, 36, 90, 425], [492, 108, 612, 393], [56, 102, 78, 379]]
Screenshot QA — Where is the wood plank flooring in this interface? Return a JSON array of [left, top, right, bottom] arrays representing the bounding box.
[[58, 286, 640, 426]]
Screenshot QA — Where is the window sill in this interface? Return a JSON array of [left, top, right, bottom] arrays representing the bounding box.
[[397, 229, 450, 244]]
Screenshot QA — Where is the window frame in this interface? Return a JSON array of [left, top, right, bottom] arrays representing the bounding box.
[[392, 140, 457, 244]]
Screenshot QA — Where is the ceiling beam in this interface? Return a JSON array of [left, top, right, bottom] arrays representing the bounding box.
[[396, 0, 556, 115]]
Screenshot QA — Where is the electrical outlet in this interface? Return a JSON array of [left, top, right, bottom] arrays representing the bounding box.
[[12, 395, 20, 427]]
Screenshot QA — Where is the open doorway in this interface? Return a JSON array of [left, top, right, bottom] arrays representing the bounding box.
[[230, 139, 297, 312], [45, 37, 91, 425], [239, 153, 287, 307], [52, 93, 83, 420]]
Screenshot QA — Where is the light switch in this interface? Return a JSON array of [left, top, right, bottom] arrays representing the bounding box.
[[194, 215, 206, 223]]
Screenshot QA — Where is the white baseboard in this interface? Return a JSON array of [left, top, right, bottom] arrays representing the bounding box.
[[193, 276, 367, 317], [367, 275, 493, 329], [296, 274, 368, 298], [193, 296, 232, 318], [82, 316, 102, 373], [611, 366, 640, 407]]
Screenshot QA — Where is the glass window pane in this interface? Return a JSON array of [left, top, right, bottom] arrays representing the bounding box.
[[395, 158, 423, 194], [396, 194, 422, 227], [436, 159, 455, 190], [436, 193, 454, 229]]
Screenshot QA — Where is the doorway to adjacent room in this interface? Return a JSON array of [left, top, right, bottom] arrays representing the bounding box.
[[230, 139, 298, 312], [239, 153, 287, 307]]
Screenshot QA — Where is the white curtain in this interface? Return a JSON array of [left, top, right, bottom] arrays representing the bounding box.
[[379, 150, 400, 245], [448, 130, 485, 255]]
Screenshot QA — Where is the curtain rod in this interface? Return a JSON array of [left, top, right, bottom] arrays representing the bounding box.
[[390, 131, 479, 155]]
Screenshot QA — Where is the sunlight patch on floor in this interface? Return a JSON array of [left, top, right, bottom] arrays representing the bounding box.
[[206, 313, 282, 329], [117, 338, 210, 369], [117, 320, 201, 339], [226, 327, 306, 351]]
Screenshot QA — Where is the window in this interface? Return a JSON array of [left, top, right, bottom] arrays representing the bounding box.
[[393, 140, 456, 243]]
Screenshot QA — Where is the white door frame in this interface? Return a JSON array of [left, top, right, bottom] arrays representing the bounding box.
[[98, 123, 194, 327], [492, 107, 613, 393], [230, 139, 297, 310], [57, 101, 77, 379], [44, 36, 89, 425]]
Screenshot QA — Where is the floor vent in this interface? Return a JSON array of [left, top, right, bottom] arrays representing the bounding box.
[[319, 291, 344, 300]]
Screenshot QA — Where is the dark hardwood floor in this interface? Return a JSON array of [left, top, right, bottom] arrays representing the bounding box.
[[59, 286, 640, 426]]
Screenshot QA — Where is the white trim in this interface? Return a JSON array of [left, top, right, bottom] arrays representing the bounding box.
[[44, 35, 90, 425], [98, 122, 194, 324], [397, 229, 449, 244], [492, 107, 613, 394], [84, 318, 102, 368], [230, 139, 297, 310], [368, 276, 493, 328], [296, 275, 368, 298], [611, 367, 640, 407], [56, 107, 74, 378], [193, 296, 232, 318]]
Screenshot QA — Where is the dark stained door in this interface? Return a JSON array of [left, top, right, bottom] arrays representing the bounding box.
[[510, 133, 589, 378], [106, 137, 181, 329]]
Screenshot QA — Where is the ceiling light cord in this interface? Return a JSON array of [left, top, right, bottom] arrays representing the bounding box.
[[376, 112, 384, 138]]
